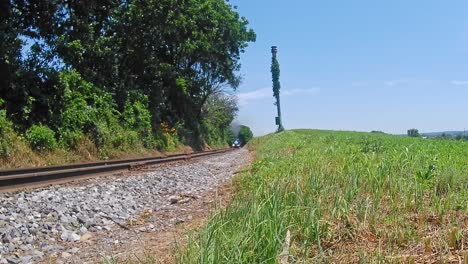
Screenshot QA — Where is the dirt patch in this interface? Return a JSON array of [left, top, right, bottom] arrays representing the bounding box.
[[118, 182, 238, 264], [103, 153, 253, 264]]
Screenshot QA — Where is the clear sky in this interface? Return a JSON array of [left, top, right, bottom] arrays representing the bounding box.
[[230, 0, 468, 136]]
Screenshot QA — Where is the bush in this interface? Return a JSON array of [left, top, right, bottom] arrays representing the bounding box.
[[200, 119, 224, 147], [199, 93, 238, 147], [58, 71, 151, 154], [0, 126, 14, 159], [125, 130, 140, 148], [123, 93, 152, 134], [122, 93, 154, 148], [58, 71, 121, 144], [0, 105, 18, 158], [25, 125, 57, 152], [58, 129, 84, 150], [156, 122, 179, 151], [0, 140, 13, 159], [141, 134, 164, 149], [238, 125, 253, 146]]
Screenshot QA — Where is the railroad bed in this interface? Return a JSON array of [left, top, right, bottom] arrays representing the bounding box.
[[0, 149, 233, 190], [0, 148, 248, 263]]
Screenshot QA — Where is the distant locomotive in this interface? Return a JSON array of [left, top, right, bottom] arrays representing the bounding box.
[[232, 138, 241, 148]]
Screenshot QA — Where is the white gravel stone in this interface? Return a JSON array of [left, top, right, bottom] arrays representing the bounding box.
[[0, 149, 249, 261], [61, 251, 72, 258]]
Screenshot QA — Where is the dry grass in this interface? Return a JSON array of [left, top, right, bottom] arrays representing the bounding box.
[[0, 136, 195, 169]]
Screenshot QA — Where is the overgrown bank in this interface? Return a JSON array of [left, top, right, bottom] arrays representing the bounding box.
[[0, 94, 182, 168], [0, 1, 255, 168], [178, 130, 468, 263]]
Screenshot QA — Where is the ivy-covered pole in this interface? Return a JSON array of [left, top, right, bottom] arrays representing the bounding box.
[[271, 46, 284, 132]]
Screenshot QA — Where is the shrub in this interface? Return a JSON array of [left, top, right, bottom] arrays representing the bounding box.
[[0, 127, 14, 159], [58, 71, 121, 144], [123, 93, 152, 134], [58, 129, 84, 150], [25, 125, 57, 152], [0, 140, 13, 159], [108, 129, 140, 150], [122, 92, 153, 149], [87, 121, 110, 149], [0, 105, 17, 158], [58, 71, 95, 132], [110, 130, 126, 149], [125, 130, 140, 148], [199, 93, 238, 147], [238, 125, 253, 146], [155, 122, 179, 151]]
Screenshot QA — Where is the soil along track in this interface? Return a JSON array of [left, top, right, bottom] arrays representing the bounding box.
[[0, 149, 249, 263]]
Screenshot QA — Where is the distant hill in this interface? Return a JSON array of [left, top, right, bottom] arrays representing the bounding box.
[[421, 131, 466, 137], [396, 131, 467, 137]]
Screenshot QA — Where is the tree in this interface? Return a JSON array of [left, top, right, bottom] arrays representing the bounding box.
[[271, 46, 284, 132], [238, 125, 253, 146], [407, 129, 420, 138], [0, 0, 256, 150], [200, 92, 239, 146], [0, 1, 63, 128], [101, 0, 255, 134]]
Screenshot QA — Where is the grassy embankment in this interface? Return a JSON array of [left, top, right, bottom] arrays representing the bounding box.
[[0, 124, 190, 170], [178, 130, 468, 263], [0, 119, 188, 169]]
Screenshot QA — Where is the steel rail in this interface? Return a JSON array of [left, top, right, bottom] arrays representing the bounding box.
[[0, 148, 234, 187]]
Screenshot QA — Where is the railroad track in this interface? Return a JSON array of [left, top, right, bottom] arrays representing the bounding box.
[[0, 148, 234, 189]]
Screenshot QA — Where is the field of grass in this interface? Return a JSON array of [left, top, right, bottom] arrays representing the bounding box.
[[178, 130, 467, 263]]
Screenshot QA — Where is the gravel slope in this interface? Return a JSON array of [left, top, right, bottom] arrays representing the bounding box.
[[0, 149, 249, 263]]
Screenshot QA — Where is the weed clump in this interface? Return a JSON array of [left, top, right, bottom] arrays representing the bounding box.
[[25, 125, 57, 152]]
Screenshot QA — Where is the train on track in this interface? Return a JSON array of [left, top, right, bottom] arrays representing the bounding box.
[[232, 138, 241, 148]]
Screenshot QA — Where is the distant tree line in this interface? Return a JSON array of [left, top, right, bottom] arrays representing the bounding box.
[[407, 128, 468, 141], [407, 129, 420, 138], [0, 0, 256, 154], [437, 133, 468, 141]]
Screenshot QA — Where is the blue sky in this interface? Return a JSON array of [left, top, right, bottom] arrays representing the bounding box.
[[230, 0, 468, 136]]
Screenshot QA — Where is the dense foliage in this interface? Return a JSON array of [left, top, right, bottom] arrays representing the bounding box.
[[0, 0, 255, 156], [271, 47, 284, 131], [180, 130, 468, 263], [271, 52, 281, 100], [25, 125, 58, 152], [200, 92, 239, 147], [408, 128, 421, 137], [237, 125, 253, 146], [0, 99, 17, 159]]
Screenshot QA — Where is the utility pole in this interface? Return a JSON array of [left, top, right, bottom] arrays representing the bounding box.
[[271, 46, 284, 132]]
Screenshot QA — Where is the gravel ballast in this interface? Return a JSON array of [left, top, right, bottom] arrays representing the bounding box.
[[0, 149, 249, 263]]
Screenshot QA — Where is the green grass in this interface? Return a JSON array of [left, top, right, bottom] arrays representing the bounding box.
[[178, 130, 468, 263]]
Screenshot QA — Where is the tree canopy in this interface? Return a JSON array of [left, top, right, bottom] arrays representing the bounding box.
[[238, 125, 253, 146], [0, 0, 255, 151], [407, 129, 420, 138]]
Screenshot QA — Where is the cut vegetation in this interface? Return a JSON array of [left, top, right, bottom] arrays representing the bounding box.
[[178, 130, 467, 263]]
